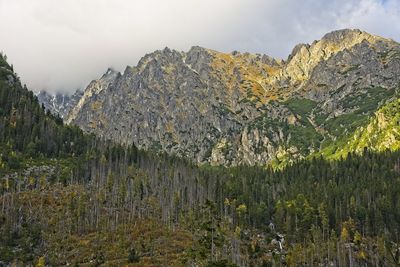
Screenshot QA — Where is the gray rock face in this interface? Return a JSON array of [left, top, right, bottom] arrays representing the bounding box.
[[37, 90, 83, 119], [66, 29, 400, 166]]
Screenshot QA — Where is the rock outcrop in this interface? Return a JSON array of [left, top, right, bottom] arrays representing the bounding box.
[[37, 90, 83, 119]]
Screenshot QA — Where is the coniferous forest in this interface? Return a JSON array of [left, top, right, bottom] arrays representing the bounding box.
[[1, 50, 400, 267]]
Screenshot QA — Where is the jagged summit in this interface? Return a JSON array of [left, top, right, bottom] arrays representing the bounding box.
[[66, 68, 119, 124], [322, 28, 362, 40], [287, 43, 310, 61], [100, 67, 120, 81], [288, 29, 385, 60], [188, 45, 210, 52], [319, 28, 393, 43], [282, 28, 400, 87], [102, 67, 119, 77]]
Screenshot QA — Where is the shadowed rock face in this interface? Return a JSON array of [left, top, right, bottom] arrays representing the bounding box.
[[63, 29, 400, 166], [37, 90, 83, 119]]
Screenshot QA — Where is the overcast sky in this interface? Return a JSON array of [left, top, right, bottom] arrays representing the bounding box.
[[0, 0, 399, 94]]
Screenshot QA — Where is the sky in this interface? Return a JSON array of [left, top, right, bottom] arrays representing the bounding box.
[[0, 0, 399, 94]]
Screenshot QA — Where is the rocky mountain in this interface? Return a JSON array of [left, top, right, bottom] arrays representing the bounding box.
[[37, 90, 83, 118], [65, 29, 400, 166]]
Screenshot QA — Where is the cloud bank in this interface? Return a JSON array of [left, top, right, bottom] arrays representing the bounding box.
[[0, 0, 399, 94]]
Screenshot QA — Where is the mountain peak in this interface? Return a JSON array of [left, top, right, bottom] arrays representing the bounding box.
[[188, 45, 208, 52], [317, 28, 392, 48], [162, 46, 172, 53], [102, 67, 119, 78], [283, 28, 395, 83], [187, 46, 213, 57], [321, 28, 363, 42]]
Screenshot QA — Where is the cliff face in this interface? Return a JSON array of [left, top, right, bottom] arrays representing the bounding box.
[[63, 29, 400, 166], [37, 90, 83, 119]]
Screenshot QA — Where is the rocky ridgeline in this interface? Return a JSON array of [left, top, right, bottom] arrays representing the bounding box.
[[37, 90, 83, 119], [42, 29, 400, 166]]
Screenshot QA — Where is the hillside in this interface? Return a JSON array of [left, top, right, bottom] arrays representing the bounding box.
[[59, 29, 400, 167]]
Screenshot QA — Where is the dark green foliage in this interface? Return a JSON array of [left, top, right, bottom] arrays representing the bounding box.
[[93, 251, 105, 266], [324, 112, 367, 137], [0, 54, 139, 182], [323, 87, 395, 138], [0, 217, 42, 262], [283, 98, 317, 115], [207, 260, 239, 267], [249, 99, 323, 157], [128, 248, 140, 263], [284, 99, 323, 151], [216, 151, 400, 238], [340, 87, 394, 112], [0, 54, 93, 161]]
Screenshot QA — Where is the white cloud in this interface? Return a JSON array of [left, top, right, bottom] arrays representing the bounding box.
[[0, 0, 399, 94]]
